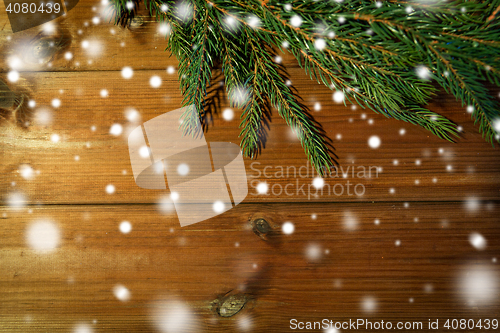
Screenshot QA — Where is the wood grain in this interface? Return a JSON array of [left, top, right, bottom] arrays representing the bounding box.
[[1, 69, 499, 205], [1, 203, 499, 332], [1, 1, 499, 332]]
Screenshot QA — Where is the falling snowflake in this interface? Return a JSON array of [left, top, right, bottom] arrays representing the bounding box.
[[50, 134, 60, 143], [175, 1, 193, 22], [464, 197, 480, 212], [469, 232, 487, 250], [109, 124, 123, 136], [73, 323, 93, 333], [113, 284, 131, 301], [290, 15, 303, 27], [150, 76, 162, 88], [170, 192, 179, 201], [282, 222, 295, 235], [222, 108, 234, 121], [157, 195, 174, 214], [247, 15, 260, 28], [125, 108, 141, 123], [19, 164, 34, 180], [361, 296, 377, 313], [228, 85, 250, 107], [26, 220, 61, 252], [224, 15, 239, 30], [368, 135, 381, 149], [177, 163, 189, 176], [158, 23, 171, 35], [305, 243, 322, 261], [121, 67, 133, 79], [6, 192, 27, 209], [49, 98, 62, 109], [343, 211, 358, 231], [81, 40, 103, 57], [213, 201, 225, 213], [119, 221, 132, 234], [332, 90, 344, 103], [139, 146, 150, 159], [493, 118, 500, 133], [457, 264, 498, 306], [312, 177, 324, 189], [314, 38, 326, 51], [106, 184, 115, 194], [416, 65, 431, 80], [256, 182, 268, 194], [150, 298, 201, 333]]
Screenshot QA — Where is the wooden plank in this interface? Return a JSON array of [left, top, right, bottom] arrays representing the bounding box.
[[0, 1, 303, 72], [0, 203, 499, 332], [1, 69, 499, 204]]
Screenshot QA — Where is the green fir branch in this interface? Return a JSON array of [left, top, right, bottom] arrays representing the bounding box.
[[109, 0, 500, 172]]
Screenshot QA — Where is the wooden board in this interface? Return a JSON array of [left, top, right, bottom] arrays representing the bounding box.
[[1, 69, 499, 205], [0, 1, 499, 332], [1, 203, 499, 332]]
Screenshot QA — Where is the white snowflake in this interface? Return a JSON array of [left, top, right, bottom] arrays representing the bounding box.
[[19, 164, 34, 180], [256, 182, 268, 194], [26, 220, 61, 252], [314, 38, 326, 51], [158, 23, 171, 35], [52, 98, 61, 108], [113, 284, 131, 301], [109, 124, 123, 136], [343, 211, 358, 231], [332, 90, 344, 103], [305, 243, 322, 261], [368, 135, 381, 149], [50, 134, 60, 142], [119, 221, 132, 234], [106, 184, 115, 194], [213, 201, 225, 213], [150, 76, 162, 88], [122, 67, 133, 79], [247, 15, 260, 28], [222, 108, 234, 121], [469, 232, 486, 250], [177, 163, 189, 176], [125, 108, 141, 123], [282, 222, 295, 235], [416, 65, 431, 80], [312, 177, 324, 189], [290, 15, 303, 27], [361, 296, 377, 313]]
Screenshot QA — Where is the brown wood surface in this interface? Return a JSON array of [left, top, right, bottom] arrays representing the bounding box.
[[1, 2, 500, 332]]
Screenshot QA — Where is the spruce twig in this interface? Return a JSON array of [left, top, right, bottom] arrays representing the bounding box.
[[108, 0, 500, 174]]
